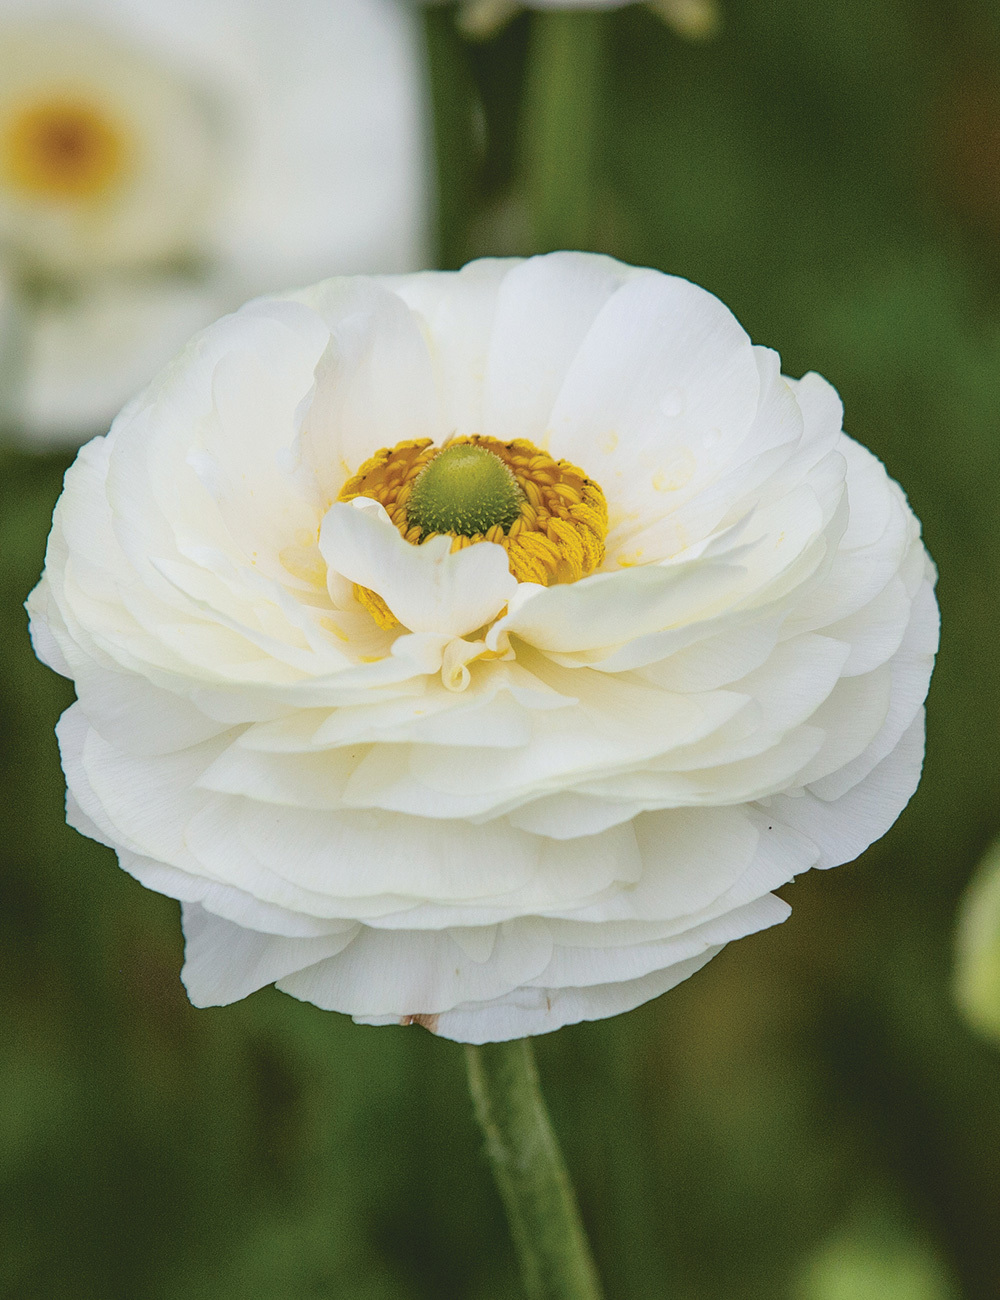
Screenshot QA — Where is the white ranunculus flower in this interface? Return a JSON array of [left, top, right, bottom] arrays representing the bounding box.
[[0, 0, 429, 444], [28, 252, 938, 1043]]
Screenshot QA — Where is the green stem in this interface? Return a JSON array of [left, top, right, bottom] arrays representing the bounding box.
[[0, 280, 26, 437], [522, 10, 605, 252], [465, 1039, 604, 1300], [422, 6, 480, 268]]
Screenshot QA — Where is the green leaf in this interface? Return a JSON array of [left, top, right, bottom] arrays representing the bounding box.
[[955, 835, 1000, 1041]]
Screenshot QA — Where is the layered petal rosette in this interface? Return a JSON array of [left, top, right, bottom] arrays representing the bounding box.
[[0, 0, 428, 443], [28, 253, 938, 1042]]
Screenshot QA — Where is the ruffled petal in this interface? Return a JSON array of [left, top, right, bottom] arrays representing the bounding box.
[[181, 902, 358, 1007], [277, 918, 555, 1018], [320, 499, 517, 638], [398, 952, 722, 1044]]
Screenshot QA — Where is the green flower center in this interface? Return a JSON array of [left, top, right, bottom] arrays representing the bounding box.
[[405, 443, 524, 539]]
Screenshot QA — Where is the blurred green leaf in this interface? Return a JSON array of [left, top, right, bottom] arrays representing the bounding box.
[[955, 837, 1000, 1041], [792, 1203, 959, 1300]]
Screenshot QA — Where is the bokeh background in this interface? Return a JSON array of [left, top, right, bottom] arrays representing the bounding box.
[[4, 2, 1000, 1296]]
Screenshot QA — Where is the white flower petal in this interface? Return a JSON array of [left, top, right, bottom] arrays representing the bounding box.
[[18, 277, 224, 443], [297, 278, 443, 485], [808, 574, 937, 801], [181, 902, 358, 1007], [377, 258, 514, 438], [480, 251, 637, 442], [529, 894, 791, 991], [320, 500, 517, 638], [206, 0, 430, 286], [498, 560, 750, 655], [389, 951, 724, 1044], [764, 712, 927, 870], [277, 918, 555, 1018], [72, 659, 229, 755], [546, 271, 761, 508]]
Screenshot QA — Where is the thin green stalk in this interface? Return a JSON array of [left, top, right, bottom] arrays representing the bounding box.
[[465, 1038, 604, 1300], [0, 279, 26, 437], [422, 6, 480, 268], [522, 10, 605, 252]]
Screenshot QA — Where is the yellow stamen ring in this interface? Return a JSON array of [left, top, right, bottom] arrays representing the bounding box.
[[337, 435, 608, 629]]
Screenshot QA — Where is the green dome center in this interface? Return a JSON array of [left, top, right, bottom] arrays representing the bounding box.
[[406, 444, 524, 538]]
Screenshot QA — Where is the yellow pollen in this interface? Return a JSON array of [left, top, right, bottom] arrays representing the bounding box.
[[1, 96, 129, 201], [337, 435, 608, 629]]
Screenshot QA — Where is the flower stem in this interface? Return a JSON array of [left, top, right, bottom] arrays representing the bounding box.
[[522, 10, 605, 252], [422, 5, 480, 268], [464, 1039, 604, 1300]]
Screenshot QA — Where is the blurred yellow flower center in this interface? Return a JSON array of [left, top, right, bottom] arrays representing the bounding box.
[[338, 435, 608, 628], [1, 97, 129, 201]]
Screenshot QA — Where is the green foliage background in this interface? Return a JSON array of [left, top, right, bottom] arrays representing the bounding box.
[[4, 2, 1000, 1295]]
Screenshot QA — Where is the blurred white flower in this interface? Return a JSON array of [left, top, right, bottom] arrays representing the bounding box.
[[28, 253, 938, 1043], [0, 0, 429, 444], [454, 0, 720, 42]]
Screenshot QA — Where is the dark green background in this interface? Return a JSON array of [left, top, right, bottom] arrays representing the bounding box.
[[4, 2, 1000, 1295]]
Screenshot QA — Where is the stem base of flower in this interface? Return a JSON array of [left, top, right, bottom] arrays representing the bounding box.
[[464, 1038, 604, 1300]]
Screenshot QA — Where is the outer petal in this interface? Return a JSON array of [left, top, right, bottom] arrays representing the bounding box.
[[405, 952, 723, 1044], [181, 902, 358, 1006], [277, 919, 556, 1018], [763, 712, 928, 871]]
